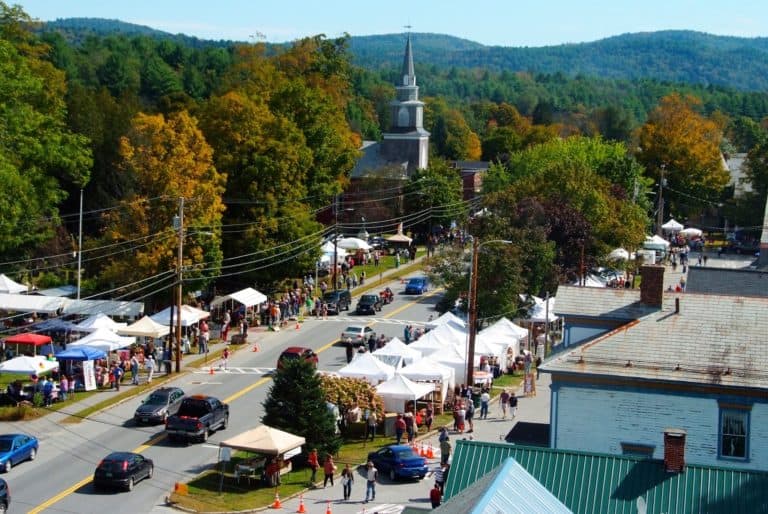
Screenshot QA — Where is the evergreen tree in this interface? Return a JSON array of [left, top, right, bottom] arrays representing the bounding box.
[[262, 359, 341, 462]]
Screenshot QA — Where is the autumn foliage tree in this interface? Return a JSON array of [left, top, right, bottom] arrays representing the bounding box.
[[636, 93, 729, 218], [95, 111, 225, 300]]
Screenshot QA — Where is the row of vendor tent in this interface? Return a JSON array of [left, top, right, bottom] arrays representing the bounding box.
[[0, 274, 27, 294], [0, 292, 143, 318], [335, 317, 528, 412]]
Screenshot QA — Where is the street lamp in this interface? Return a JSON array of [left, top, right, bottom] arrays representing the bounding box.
[[466, 238, 513, 386], [172, 198, 184, 373], [357, 216, 369, 241]]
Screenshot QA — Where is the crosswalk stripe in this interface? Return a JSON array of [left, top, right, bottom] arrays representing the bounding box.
[[357, 504, 403, 514], [192, 367, 274, 375]]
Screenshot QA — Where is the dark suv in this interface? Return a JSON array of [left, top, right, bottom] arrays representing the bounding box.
[[322, 290, 352, 314], [356, 294, 383, 314]]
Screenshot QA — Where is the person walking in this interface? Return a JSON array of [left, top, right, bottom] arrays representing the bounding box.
[[307, 448, 319, 485], [111, 364, 123, 392], [221, 310, 231, 342], [430, 482, 442, 508], [145, 355, 155, 383], [440, 437, 451, 466], [499, 389, 510, 419], [323, 454, 336, 488], [404, 411, 415, 442], [130, 354, 140, 385], [221, 347, 229, 370], [366, 410, 378, 441], [465, 399, 475, 433], [434, 464, 446, 494], [364, 461, 378, 503], [341, 463, 354, 501], [509, 392, 518, 418], [480, 389, 490, 419], [394, 414, 406, 444], [59, 375, 69, 401]]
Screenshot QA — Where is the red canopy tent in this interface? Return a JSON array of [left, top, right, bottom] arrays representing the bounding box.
[[4, 333, 52, 345], [4, 333, 53, 356]]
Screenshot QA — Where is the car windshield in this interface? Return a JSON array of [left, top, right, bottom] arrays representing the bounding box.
[[323, 292, 340, 300], [280, 353, 300, 360], [395, 449, 416, 459], [344, 327, 362, 333], [145, 393, 169, 405], [408, 278, 423, 285], [0, 440, 12, 452], [361, 295, 377, 302]]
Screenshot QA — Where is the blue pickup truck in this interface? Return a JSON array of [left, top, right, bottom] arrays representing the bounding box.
[[165, 395, 229, 443]]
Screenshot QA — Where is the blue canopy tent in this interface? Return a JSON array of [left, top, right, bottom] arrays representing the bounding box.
[[54, 346, 106, 361]]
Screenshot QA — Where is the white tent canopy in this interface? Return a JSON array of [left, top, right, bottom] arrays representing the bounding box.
[[0, 274, 27, 294], [644, 234, 671, 249], [607, 248, 630, 261], [337, 237, 372, 251], [220, 425, 305, 456], [526, 296, 559, 323], [0, 293, 66, 314], [150, 305, 210, 327], [70, 327, 134, 353], [661, 219, 684, 232], [337, 352, 395, 385], [409, 323, 467, 357], [62, 299, 144, 318], [432, 345, 474, 385], [211, 287, 267, 308], [118, 316, 170, 339], [0, 355, 58, 375], [75, 313, 127, 333], [375, 374, 435, 413], [396, 356, 455, 402], [320, 241, 347, 256], [680, 227, 703, 238], [425, 311, 466, 331], [372, 337, 422, 366]]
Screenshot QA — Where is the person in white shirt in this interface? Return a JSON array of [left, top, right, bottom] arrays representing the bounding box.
[[364, 461, 378, 503], [480, 390, 491, 419]]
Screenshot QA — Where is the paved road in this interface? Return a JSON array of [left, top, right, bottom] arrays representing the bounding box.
[[1, 279, 440, 514]]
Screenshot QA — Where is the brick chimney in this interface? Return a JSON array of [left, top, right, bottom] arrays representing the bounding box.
[[663, 428, 687, 473], [640, 265, 665, 307]]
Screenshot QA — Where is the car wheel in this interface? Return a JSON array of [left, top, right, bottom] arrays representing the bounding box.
[[147, 465, 154, 479], [389, 468, 396, 481], [221, 416, 229, 430], [4, 460, 10, 473], [161, 412, 168, 424], [201, 429, 209, 443], [126, 476, 134, 492], [0, 500, 6, 513], [29, 448, 37, 461]]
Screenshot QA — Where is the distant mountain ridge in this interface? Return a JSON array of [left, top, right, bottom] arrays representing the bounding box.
[[39, 19, 768, 91]]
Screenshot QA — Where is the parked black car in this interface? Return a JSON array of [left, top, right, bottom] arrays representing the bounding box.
[[356, 294, 383, 314], [0, 477, 9, 512], [133, 387, 185, 425], [322, 290, 352, 314], [93, 452, 153, 492]]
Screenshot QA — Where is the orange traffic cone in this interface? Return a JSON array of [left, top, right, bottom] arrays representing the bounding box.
[[271, 491, 282, 509], [252, 344, 260, 352], [427, 443, 434, 459], [295, 321, 301, 330], [325, 500, 332, 514], [419, 443, 426, 457], [209, 366, 215, 375], [296, 494, 307, 513]]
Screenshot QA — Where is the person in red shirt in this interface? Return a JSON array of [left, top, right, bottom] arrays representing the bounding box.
[[430, 483, 442, 508], [395, 414, 406, 444], [307, 448, 319, 485]]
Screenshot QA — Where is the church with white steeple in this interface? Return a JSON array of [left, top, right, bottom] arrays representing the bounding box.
[[351, 33, 430, 178]]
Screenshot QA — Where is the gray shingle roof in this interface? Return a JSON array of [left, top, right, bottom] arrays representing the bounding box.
[[545, 290, 768, 389], [554, 285, 658, 320], [686, 266, 768, 296]]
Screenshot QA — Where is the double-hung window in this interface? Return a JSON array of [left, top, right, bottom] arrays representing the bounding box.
[[719, 403, 750, 460]]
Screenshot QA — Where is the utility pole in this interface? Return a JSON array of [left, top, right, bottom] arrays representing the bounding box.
[[466, 237, 480, 387], [656, 164, 666, 236], [76, 189, 83, 300], [175, 197, 184, 373], [333, 194, 338, 292]]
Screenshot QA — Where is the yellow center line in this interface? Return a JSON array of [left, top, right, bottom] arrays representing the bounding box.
[[30, 288, 439, 512]]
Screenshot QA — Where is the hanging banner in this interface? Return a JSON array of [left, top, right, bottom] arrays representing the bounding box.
[[83, 360, 97, 391]]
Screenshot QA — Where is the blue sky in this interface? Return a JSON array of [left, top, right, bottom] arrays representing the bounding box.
[[13, 0, 768, 47]]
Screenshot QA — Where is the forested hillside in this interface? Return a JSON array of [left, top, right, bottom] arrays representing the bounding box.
[[42, 19, 768, 91]]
